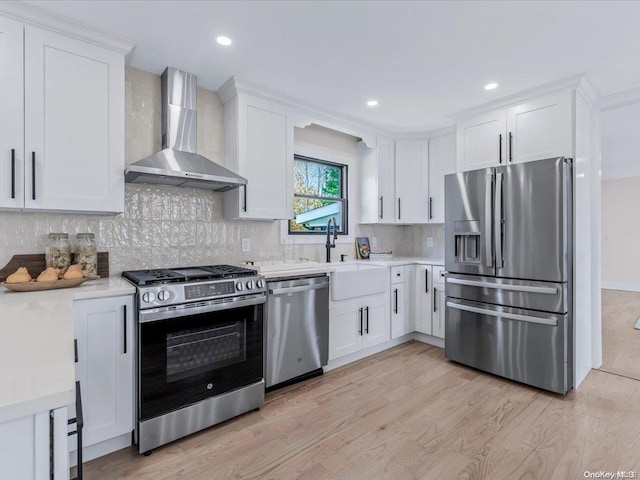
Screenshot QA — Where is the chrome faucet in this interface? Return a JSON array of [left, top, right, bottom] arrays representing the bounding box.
[[325, 217, 338, 262]]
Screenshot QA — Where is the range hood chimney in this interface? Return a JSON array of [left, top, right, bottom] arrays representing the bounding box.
[[124, 67, 247, 191]]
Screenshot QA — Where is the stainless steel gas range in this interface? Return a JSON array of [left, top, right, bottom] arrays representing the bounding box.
[[122, 265, 266, 453]]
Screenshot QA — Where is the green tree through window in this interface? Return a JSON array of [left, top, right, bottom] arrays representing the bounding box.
[[289, 155, 348, 234]]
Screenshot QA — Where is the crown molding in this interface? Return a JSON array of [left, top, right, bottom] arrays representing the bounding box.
[[0, 1, 136, 62], [599, 87, 640, 111], [394, 125, 456, 141]]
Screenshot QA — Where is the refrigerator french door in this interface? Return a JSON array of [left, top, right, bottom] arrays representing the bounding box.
[[444, 157, 573, 394]]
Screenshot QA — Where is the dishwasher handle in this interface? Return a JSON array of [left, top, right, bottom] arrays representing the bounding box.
[[268, 283, 328, 296]]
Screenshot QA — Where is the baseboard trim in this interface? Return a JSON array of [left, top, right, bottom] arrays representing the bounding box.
[[325, 335, 414, 371], [412, 332, 445, 348], [69, 432, 132, 467], [602, 281, 640, 292]]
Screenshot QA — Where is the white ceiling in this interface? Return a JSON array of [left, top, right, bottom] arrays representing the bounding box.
[[25, 0, 640, 133]]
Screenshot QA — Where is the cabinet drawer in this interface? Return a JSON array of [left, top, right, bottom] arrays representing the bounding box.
[[433, 266, 446, 285], [390, 266, 405, 284]]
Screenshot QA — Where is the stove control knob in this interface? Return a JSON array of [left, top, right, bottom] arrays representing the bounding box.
[[157, 290, 169, 302], [256, 279, 264, 289], [142, 291, 155, 303], [236, 281, 244, 291], [246, 280, 254, 290]]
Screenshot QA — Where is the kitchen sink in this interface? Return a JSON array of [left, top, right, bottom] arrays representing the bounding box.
[[328, 263, 388, 301]]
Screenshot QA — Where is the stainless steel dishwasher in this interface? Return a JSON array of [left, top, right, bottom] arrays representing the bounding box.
[[266, 275, 329, 390]]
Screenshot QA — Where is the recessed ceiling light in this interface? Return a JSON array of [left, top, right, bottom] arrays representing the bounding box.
[[367, 100, 379, 107], [216, 36, 232, 46], [484, 82, 498, 90]]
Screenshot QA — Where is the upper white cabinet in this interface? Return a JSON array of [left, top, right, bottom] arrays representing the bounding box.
[[427, 133, 456, 224], [221, 86, 294, 220], [0, 13, 128, 213], [395, 140, 429, 224], [456, 91, 572, 172], [358, 136, 395, 223]]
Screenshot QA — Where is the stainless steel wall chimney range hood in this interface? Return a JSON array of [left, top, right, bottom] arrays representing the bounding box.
[[125, 67, 247, 191]]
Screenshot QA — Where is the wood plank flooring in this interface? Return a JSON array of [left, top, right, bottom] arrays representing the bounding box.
[[601, 288, 640, 380], [84, 341, 640, 480]]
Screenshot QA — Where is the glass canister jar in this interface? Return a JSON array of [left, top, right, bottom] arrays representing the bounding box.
[[76, 233, 98, 276], [46, 233, 71, 273]]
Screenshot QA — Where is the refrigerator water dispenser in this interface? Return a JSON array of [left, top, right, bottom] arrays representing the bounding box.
[[454, 220, 482, 264]]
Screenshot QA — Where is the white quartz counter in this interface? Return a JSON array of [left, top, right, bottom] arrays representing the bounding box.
[[259, 257, 444, 280], [0, 277, 135, 424]]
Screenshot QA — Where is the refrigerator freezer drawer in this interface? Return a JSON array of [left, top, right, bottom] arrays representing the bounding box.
[[445, 298, 571, 394], [445, 273, 568, 314]]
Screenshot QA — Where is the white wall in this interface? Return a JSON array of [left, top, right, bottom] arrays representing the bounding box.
[[601, 102, 640, 180]]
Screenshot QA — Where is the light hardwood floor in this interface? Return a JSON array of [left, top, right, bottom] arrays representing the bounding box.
[[84, 341, 640, 480], [601, 289, 640, 380]]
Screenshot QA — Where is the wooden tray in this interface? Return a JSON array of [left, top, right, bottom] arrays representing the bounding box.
[[2, 275, 100, 292]]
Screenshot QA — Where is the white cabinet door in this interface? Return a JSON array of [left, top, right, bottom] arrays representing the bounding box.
[[414, 265, 432, 335], [73, 295, 134, 450], [395, 140, 428, 223], [506, 91, 573, 164], [427, 133, 456, 223], [457, 109, 506, 172], [390, 283, 405, 339], [0, 16, 24, 209], [362, 294, 390, 348], [223, 94, 293, 220], [329, 299, 362, 360], [24, 25, 125, 213], [358, 137, 395, 224], [432, 283, 446, 339]]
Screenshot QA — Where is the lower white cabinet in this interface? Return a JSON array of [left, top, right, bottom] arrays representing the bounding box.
[[0, 407, 68, 480], [390, 265, 416, 338], [414, 265, 433, 335], [329, 293, 389, 360], [432, 268, 446, 339], [71, 295, 134, 456]]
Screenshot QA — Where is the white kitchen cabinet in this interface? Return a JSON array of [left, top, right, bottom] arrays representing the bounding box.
[[457, 109, 506, 172], [222, 91, 293, 220], [0, 15, 126, 214], [0, 15, 24, 210], [329, 293, 390, 361], [358, 136, 395, 224], [427, 133, 456, 224], [456, 91, 573, 172], [71, 295, 134, 455], [395, 140, 428, 223], [414, 264, 433, 335], [432, 267, 446, 339], [390, 265, 415, 339], [390, 282, 406, 339], [0, 407, 68, 480], [506, 91, 572, 164]]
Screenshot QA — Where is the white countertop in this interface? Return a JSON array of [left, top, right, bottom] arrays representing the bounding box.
[[260, 257, 444, 279], [0, 277, 135, 424]]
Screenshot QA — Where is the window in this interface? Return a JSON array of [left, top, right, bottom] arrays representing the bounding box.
[[289, 155, 348, 235]]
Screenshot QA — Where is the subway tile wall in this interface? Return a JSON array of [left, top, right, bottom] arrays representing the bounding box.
[[0, 67, 430, 275]]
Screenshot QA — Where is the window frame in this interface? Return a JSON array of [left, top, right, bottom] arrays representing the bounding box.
[[288, 154, 349, 236]]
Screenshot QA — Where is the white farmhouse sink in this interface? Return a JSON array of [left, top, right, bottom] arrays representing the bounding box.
[[329, 263, 388, 301]]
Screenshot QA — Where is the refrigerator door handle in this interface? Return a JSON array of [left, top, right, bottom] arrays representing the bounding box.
[[494, 172, 503, 268], [484, 173, 494, 267], [446, 277, 558, 295], [446, 301, 557, 326]]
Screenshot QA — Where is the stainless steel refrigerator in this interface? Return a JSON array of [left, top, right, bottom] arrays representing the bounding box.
[[444, 157, 572, 394]]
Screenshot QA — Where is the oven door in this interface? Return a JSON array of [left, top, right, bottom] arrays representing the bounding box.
[[138, 294, 265, 421]]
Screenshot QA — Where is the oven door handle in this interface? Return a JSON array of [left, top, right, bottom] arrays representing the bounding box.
[[139, 294, 266, 323]]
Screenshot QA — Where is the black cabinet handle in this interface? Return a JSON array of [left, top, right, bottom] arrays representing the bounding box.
[[10, 149, 15, 199], [31, 152, 36, 200], [509, 132, 513, 162], [425, 270, 429, 293], [498, 134, 502, 164], [74, 339, 78, 363], [242, 184, 247, 212], [358, 307, 363, 335], [123, 305, 127, 354], [429, 197, 433, 220], [398, 198, 401, 220], [433, 287, 437, 312], [379, 196, 383, 219], [365, 306, 369, 333], [394, 289, 398, 314]]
